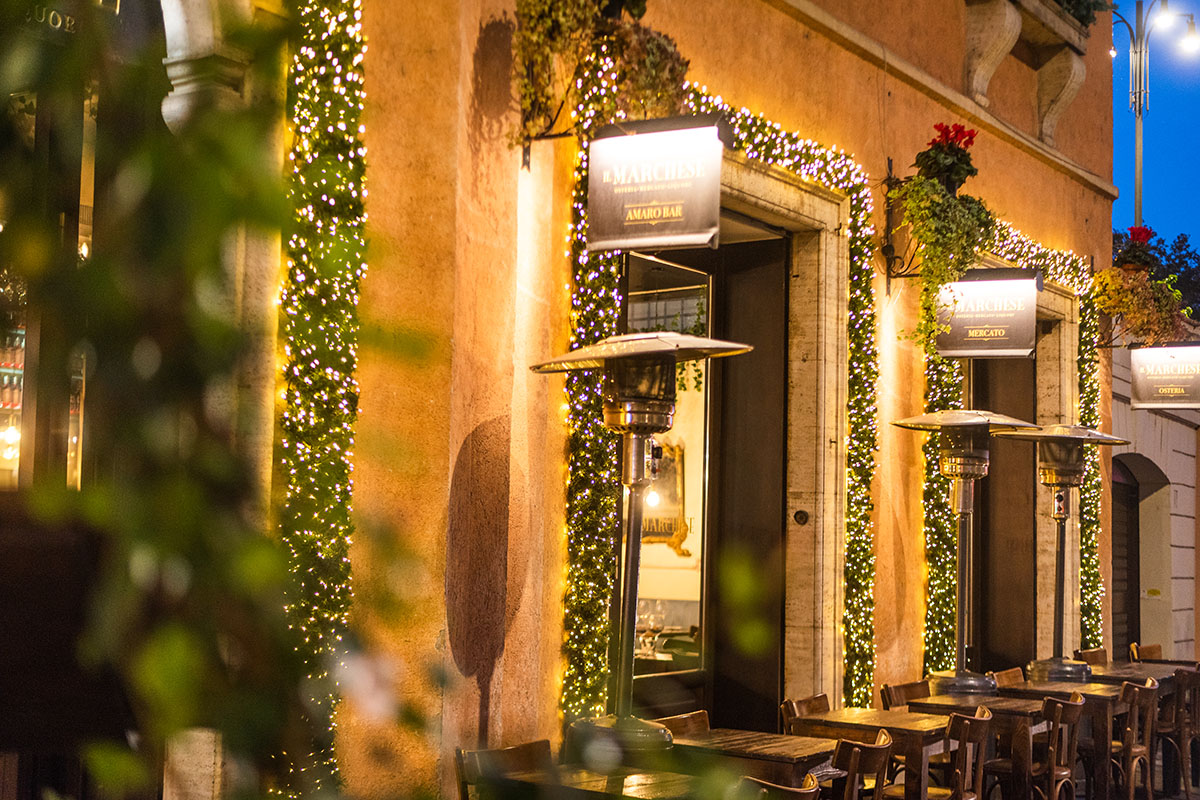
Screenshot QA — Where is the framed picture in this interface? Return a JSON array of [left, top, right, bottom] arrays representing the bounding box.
[[642, 441, 690, 557]]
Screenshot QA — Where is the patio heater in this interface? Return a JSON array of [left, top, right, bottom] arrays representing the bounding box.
[[893, 409, 1038, 693], [992, 425, 1129, 681], [531, 331, 751, 750]]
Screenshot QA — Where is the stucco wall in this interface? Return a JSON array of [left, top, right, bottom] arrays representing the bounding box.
[[1112, 347, 1199, 658], [644, 0, 1113, 701], [347, 0, 1116, 792], [349, 1, 571, 795]]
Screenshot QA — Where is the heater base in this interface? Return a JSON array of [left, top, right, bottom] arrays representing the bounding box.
[[928, 669, 998, 695], [1026, 657, 1091, 682]]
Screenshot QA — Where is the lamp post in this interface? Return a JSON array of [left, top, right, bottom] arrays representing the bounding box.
[[993, 425, 1129, 680], [893, 409, 1039, 693], [531, 331, 751, 749], [1112, 0, 1200, 226]]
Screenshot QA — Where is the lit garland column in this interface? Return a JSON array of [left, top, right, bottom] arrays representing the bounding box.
[[279, 0, 367, 791], [921, 355, 963, 675], [1077, 295, 1104, 647], [561, 59, 880, 713]]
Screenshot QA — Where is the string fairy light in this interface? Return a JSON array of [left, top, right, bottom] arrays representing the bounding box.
[[919, 221, 1103, 673], [278, 0, 367, 791], [563, 50, 879, 713]]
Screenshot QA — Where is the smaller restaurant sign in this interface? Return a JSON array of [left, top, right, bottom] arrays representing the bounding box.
[[1131, 345, 1200, 409], [936, 271, 1041, 358], [587, 118, 724, 252]]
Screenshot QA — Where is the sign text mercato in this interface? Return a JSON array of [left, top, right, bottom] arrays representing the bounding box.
[[935, 277, 1040, 358]]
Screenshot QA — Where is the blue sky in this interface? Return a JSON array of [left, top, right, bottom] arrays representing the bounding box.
[[1111, 4, 1200, 244]]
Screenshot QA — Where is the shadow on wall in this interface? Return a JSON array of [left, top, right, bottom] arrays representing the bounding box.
[[469, 16, 515, 158], [447, 414, 515, 746]]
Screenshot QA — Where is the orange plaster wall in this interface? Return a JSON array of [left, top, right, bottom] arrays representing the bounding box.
[[348, 0, 571, 796], [645, 0, 1113, 703]]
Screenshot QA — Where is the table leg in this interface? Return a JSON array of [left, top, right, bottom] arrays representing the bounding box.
[[1090, 701, 1112, 800], [1008, 718, 1032, 800], [903, 736, 929, 800]]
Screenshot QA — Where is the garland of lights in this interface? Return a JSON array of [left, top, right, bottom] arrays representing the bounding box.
[[919, 221, 1102, 672], [279, 0, 367, 791], [563, 46, 879, 713]]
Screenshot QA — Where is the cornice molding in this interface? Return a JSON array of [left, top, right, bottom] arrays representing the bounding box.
[[760, 0, 1118, 200]]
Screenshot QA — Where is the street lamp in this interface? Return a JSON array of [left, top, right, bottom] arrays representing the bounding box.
[[893, 409, 1039, 693], [1112, 0, 1200, 226], [531, 331, 751, 749]]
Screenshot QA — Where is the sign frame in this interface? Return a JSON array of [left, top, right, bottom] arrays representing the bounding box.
[[1130, 344, 1200, 409], [935, 268, 1042, 359], [587, 115, 728, 253]]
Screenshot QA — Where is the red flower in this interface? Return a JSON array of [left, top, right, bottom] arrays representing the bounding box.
[[928, 122, 978, 150], [1128, 225, 1154, 244]]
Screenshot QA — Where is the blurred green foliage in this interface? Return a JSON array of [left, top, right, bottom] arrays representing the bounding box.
[[0, 1, 315, 796]]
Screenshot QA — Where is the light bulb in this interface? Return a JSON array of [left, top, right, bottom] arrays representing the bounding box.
[[1109, 45, 1118, 57], [1183, 19, 1200, 52], [645, 490, 660, 507]]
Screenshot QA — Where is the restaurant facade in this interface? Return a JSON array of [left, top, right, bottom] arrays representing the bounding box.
[[7, 0, 1193, 798]]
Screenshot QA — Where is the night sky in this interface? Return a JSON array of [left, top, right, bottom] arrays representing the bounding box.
[[1111, 7, 1200, 244]]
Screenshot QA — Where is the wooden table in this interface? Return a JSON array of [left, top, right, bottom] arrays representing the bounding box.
[[1087, 660, 1179, 689], [670, 728, 837, 788], [997, 681, 1126, 800], [906, 694, 1044, 800], [484, 766, 698, 799], [788, 708, 949, 800]]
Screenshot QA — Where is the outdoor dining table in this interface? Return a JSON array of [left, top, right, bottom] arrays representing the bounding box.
[[905, 693, 1043, 800], [997, 680, 1127, 800], [669, 728, 837, 787], [482, 765, 699, 800], [1086, 660, 1180, 688], [787, 708, 950, 800]]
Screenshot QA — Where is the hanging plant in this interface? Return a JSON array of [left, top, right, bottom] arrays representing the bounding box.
[[1093, 266, 1189, 345], [1114, 224, 1157, 272], [513, 0, 688, 141], [889, 124, 995, 351]]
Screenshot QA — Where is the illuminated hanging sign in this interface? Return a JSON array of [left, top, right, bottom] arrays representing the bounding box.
[[1131, 345, 1200, 409], [936, 270, 1041, 358], [587, 118, 724, 252]]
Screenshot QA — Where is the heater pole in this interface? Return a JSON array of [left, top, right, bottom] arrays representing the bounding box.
[[1052, 488, 1069, 660], [952, 478, 975, 673], [615, 433, 649, 720]]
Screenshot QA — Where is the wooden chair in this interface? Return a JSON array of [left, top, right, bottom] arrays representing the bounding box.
[[1074, 647, 1108, 666], [1129, 642, 1163, 662], [1157, 668, 1200, 800], [781, 693, 830, 735], [454, 739, 555, 800], [987, 667, 1024, 687], [881, 680, 931, 710], [984, 692, 1083, 800], [879, 680, 950, 784], [1110, 679, 1159, 800], [882, 707, 992, 800], [651, 709, 709, 737], [738, 773, 821, 800], [828, 730, 894, 800]]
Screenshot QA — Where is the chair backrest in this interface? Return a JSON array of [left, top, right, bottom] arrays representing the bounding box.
[[880, 680, 931, 710], [831, 729, 893, 800], [1040, 692, 1085, 773], [1129, 642, 1163, 662], [652, 709, 710, 737], [781, 694, 830, 733], [943, 707, 992, 800], [988, 667, 1024, 687], [737, 773, 820, 800], [1074, 647, 1108, 666], [1118, 679, 1159, 752], [455, 739, 554, 800], [1171, 668, 1200, 730]]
